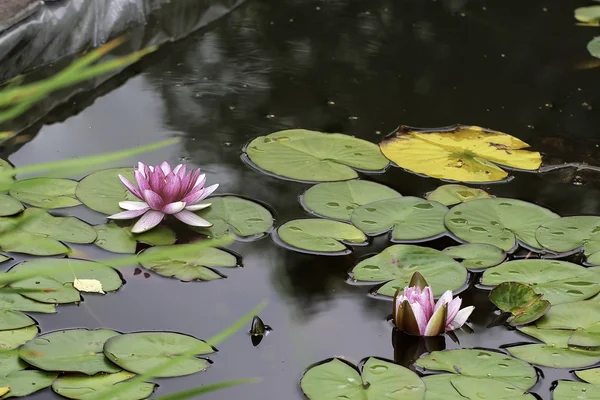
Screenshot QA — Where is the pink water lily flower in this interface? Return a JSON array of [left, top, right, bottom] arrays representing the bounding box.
[[108, 162, 218, 233], [393, 285, 474, 337]]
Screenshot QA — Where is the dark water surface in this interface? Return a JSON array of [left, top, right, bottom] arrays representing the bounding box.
[[4, 0, 600, 398]]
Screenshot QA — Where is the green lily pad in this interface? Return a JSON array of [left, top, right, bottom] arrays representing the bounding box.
[[0, 195, 23, 217], [0, 370, 57, 398], [0, 159, 14, 193], [426, 184, 491, 206], [554, 380, 600, 400], [536, 300, 600, 330], [94, 222, 176, 254], [488, 282, 551, 326], [52, 371, 156, 400], [444, 198, 559, 251], [0, 350, 27, 375], [575, 6, 600, 23], [9, 259, 122, 304], [442, 243, 505, 270], [422, 374, 467, 400], [414, 349, 537, 390], [517, 326, 572, 347], [19, 329, 121, 374], [507, 344, 600, 368], [0, 326, 38, 350], [244, 129, 389, 182], [103, 332, 215, 377], [9, 178, 80, 209], [301, 180, 402, 221], [195, 196, 274, 239], [576, 368, 600, 385], [351, 245, 467, 297], [0, 288, 60, 314], [589, 37, 600, 60], [350, 197, 448, 241], [0, 209, 96, 255], [536, 216, 600, 262], [0, 310, 35, 331], [277, 219, 367, 253], [569, 322, 600, 350], [451, 376, 536, 400], [75, 168, 137, 215], [481, 260, 600, 304], [139, 244, 238, 281], [300, 357, 425, 400]]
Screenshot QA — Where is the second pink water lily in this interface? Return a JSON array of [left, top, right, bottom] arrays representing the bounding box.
[[108, 162, 218, 233], [393, 285, 474, 337]]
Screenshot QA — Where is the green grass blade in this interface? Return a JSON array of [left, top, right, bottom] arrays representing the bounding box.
[[207, 300, 268, 346], [151, 378, 261, 400]]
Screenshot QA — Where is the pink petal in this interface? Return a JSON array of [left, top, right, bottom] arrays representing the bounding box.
[[446, 297, 463, 326], [161, 173, 182, 204], [409, 302, 428, 335], [143, 190, 164, 210], [185, 202, 211, 211], [180, 170, 194, 193], [173, 210, 213, 227], [184, 169, 202, 193], [119, 201, 149, 211], [134, 170, 151, 193], [423, 287, 435, 319], [162, 201, 186, 214], [434, 290, 453, 313], [183, 184, 219, 205], [160, 161, 172, 175], [174, 164, 185, 177], [119, 175, 142, 199], [108, 209, 149, 220], [447, 306, 475, 331], [147, 165, 155, 173], [149, 167, 166, 193], [137, 162, 147, 177], [193, 173, 207, 189], [131, 210, 165, 233]]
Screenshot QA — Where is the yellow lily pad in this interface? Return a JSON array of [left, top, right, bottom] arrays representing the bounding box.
[[379, 125, 542, 183]]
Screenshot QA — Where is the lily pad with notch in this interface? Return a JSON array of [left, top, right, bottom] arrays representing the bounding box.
[[104, 332, 215, 377], [535, 216, 600, 264], [9, 178, 80, 209], [482, 259, 600, 304], [8, 259, 123, 304], [379, 125, 542, 183], [75, 168, 137, 215], [300, 357, 425, 400], [301, 180, 401, 221], [488, 282, 550, 326], [427, 184, 491, 206], [19, 329, 121, 375], [442, 243, 505, 270], [277, 219, 367, 254], [351, 245, 467, 297], [194, 196, 274, 239], [444, 198, 559, 251], [350, 197, 448, 241], [52, 371, 156, 400], [244, 129, 389, 182], [139, 244, 238, 281], [415, 349, 537, 390]]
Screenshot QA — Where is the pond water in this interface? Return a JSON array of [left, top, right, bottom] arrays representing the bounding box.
[[4, 0, 600, 398]]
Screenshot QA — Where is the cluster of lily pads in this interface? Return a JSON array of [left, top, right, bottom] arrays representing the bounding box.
[[241, 128, 600, 398], [575, 4, 600, 59]]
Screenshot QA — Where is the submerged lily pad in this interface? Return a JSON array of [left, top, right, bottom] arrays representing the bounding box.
[[576, 368, 600, 385], [507, 344, 600, 369], [9, 259, 122, 304], [536, 216, 600, 263], [75, 168, 137, 215], [0, 209, 96, 255], [19, 329, 121, 375], [245, 129, 389, 182], [52, 371, 156, 400], [277, 219, 367, 253], [427, 184, 491, 206], [94, 222, 176, 254], [300, 357, 425, 400], [415, 349, 537, 390], [482, 260, 600, 304], [0, 370, 57, 398], [488, 282, 550, 326], [0, 195, 23, 216], [0, 310, 35, 331], [0, 326, 38, 350], [104, 332, 215, 377], [379, 125, 542, 183], [9, 178, 80, 209], [139, 244, 238, 281], [442, 243, 505, 270], [194, 196, 273, 239], [351, 245, 467, 297], [444, 198, 560, 251], [301, 180, 402, 221], [351, 197, 448, 241], [554, 380, 600, 400]]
